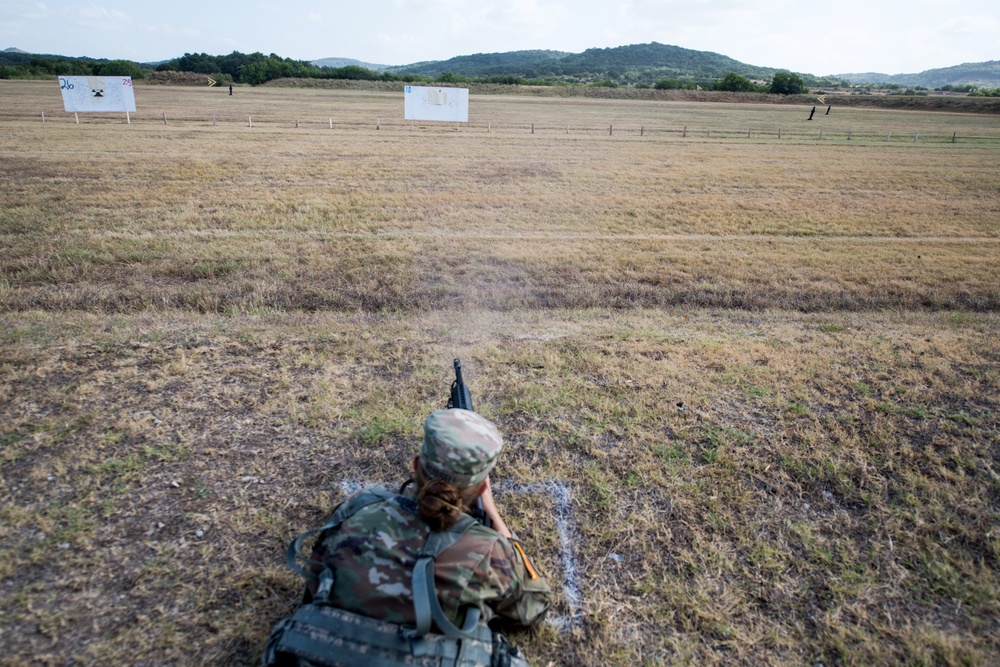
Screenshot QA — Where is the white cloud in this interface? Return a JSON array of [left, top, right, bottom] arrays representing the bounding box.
[[941, 14, 1000, 34], [391, 0, 466, 8], [308, 11, 324, 26], [0, 0, 48, 18], [71, 4, 133, 32], [494, 0, 570, 28], [0, 1, 51, 33], [26, 2, 54, 19]]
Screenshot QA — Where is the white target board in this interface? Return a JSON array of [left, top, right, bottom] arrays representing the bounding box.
[[59, 76, 137, 113], [404, 85, 469, 123]]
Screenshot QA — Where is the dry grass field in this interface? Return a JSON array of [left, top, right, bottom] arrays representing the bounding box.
[[1, 80, 998, 666]]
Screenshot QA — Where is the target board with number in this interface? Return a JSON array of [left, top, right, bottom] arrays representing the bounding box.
[[59, 76, 137, 113], [404, 85, 469, 123]]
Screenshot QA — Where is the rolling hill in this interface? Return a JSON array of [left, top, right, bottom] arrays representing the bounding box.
[[6, 43, 998, 88], [379, 42, 833, 86], [838, 60, 1000, 88], [311, 56, 389, 72]]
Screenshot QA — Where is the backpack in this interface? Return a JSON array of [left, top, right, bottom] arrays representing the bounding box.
[[261, 488, 531, 667]]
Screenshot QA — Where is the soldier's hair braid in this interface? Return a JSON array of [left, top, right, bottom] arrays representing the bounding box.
[[414, 468, 483, 532], [417, 479, 465, 531]]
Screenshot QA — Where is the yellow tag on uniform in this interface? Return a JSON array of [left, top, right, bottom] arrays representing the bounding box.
[[512, 541, 540, 580]]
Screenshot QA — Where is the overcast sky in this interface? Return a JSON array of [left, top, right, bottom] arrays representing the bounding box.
[[1, 0, 997, 76]]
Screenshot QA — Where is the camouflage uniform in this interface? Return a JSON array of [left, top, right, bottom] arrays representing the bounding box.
[[309, 410, 551, 629]]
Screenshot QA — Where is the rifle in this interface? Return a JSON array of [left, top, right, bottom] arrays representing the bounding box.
[[445, 358, 492, 529], [447, 358, 473, 412]]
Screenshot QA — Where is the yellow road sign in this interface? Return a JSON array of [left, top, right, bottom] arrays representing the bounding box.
[[207, 77, 216, 87]]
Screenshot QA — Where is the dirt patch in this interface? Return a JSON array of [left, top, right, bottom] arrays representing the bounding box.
[[148, 71, 219, 87]]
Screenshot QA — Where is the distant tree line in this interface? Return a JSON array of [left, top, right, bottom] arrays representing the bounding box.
[[707, 71, 808, 94], [847, 82, 1000, 97], [0, 53, 148, 80], [0, 53, 821, 94], [5, 49, 993, 95], [154, 52, 560, 86], [156, 52, 407, 85]]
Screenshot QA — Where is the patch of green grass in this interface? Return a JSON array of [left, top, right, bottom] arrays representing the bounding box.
[[100, 429, 125, 446], [785, 399, 810, 418], [875, 402, 930, 419], [747, 540, 789, 575], [503, 383, 554, 417], [34, 415, 93, 445], [192, 261, 241, 280], [960, 364, 997, 383], [947, 312, 978, 327], [90, 455, 143, 494], [190, 479, 213, 500], [0, 431, 26, 461], [582, 461, 615, 510], [622, 471, 642, 488], [653, 442, 688, 464], [700, 427, 722, 464], [45, 504, 97, 547], [946, 412, 977, 427], [144, 440, 190, 463], [352, 413, 415, 447]]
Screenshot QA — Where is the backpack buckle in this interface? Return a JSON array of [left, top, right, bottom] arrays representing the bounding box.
[[401, 628, 430, 657]]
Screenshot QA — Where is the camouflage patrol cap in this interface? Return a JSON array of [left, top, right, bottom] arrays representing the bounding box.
[[420, 409, 503, 488]]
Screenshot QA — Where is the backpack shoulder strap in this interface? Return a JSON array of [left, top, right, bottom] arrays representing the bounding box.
[[285, 487, 396, 592], [412, 514, 484, 639], [420, 513, 478, 559]]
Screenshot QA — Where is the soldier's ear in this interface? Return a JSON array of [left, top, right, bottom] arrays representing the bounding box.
[[412, 456, 420, 473]]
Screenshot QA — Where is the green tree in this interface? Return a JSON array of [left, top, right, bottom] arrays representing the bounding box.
[[490, 75, 525, 85], [769, 71, 806, 95], [175, 52, 220, 74], [93, 59, 145, 79], [654, 77, 681, 90], [437, 72, 470, 83], [715, 72, 758, 92], [329, 65, 379, 80]]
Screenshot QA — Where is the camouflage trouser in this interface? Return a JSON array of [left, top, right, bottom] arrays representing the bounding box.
[[261, 603, 530, 667]]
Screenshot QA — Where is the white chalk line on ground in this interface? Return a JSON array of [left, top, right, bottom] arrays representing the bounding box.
[[337, 479, 583, 631]]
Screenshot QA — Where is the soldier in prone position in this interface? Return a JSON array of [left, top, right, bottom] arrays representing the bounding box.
[[306, 409, 551, 648]]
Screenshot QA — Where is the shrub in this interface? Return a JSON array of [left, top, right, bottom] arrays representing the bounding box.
[[437, 72, 471, 84], [769, 71, 806, 95], [92, 60, 145, 79], [654, 77, 681, 90], [715, 72, 759, 92]]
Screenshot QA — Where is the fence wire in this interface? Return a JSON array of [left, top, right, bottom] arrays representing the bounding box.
[[2, 110, 999, 146]]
